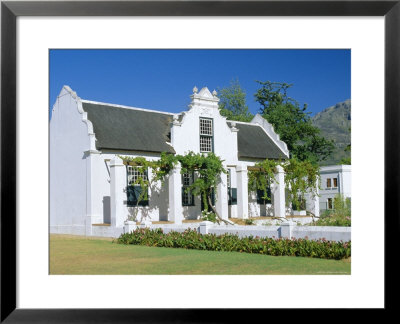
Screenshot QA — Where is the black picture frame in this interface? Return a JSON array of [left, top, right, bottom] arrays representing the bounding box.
[[1, 0, 398, 322]]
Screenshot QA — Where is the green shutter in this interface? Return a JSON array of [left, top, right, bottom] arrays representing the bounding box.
[[231, 188, 237, 205], [228, 188, 237, 205]]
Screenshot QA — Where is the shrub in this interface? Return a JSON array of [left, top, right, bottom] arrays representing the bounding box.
[[201, 210, 217, 223], [244, 218, 255, 225], [314, 194, 351, 227], [116, 228, 351, 260]]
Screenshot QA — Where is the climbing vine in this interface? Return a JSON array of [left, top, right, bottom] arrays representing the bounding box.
[[119, 151, 228, 224], [248, 158, 320, 212], [282, 158, 319, 211], [178, 152, 227, 221], [248, 159, 280, 202], [119, 153, 320, 222]]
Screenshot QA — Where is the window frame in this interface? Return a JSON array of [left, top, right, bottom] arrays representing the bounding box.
[[182, 171, 195, 206], [227, 169, 237, 205], [326, 178, 332, 188], [126, 165, 149, 207], [199, 117, 214, 153]]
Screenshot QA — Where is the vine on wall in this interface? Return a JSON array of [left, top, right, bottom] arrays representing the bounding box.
[[247, 158, 320, 211], [119, 153, 320, 221], [119, 152, 228, 223]]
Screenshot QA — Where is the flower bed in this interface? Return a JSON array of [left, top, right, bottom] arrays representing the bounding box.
[[116, 228, 351, 260]]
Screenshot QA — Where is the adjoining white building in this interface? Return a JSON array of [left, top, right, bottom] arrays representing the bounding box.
[[319, 165, 351, 211], [50, 85, 319, 236]]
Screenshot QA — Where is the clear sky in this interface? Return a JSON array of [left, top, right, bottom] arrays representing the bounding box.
[[50, 49, 350, 117]]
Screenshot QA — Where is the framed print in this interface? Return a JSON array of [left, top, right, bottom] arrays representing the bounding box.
[[1, 0, 398, 321]]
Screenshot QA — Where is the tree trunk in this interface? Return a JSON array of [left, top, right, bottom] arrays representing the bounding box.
[[207, 194, 230, 225]]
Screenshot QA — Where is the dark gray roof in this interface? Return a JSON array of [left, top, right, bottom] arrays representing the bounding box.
[[236, 123, 287, 160], [82, 102, 175, 153], [82, 102, 285, 159]]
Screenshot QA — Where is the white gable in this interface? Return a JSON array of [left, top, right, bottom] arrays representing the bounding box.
[[170, 86, 238, 164], [251, 114, 289, 157]]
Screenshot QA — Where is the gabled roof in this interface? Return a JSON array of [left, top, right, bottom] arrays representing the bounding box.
[[236, 123, 287, 160], [82, 102, 175, 154], [81, 100, 287, 159]]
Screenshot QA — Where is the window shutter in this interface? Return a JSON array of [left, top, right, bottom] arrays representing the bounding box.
[[231, 188, 237, 205]]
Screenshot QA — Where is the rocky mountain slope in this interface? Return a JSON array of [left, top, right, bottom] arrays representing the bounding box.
[[312, 99, 351, 166]]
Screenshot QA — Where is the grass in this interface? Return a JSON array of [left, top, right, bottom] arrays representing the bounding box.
[[50, 234, 351, 275]]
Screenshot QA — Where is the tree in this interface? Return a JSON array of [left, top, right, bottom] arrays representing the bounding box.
[[218, 79, 253, 122], [254, 81, 334, 164]]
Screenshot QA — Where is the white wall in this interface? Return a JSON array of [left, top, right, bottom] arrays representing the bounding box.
[[49, 87, 90, 228], [171, 87, 239, 166], [50, 86, 290, 232], [319, 165, 352, 210], [92, 151, 170, 223]]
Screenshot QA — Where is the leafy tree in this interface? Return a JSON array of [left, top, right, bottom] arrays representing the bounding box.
[[254, 81, 334, 164], [218, 79, 253, 122]]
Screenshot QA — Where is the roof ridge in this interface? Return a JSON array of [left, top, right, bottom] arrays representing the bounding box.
[[81, 99, 176, 116], [226, 120, 257, 126]]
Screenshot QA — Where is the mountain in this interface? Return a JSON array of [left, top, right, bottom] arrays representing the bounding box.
[[312, 99, 351, 166]]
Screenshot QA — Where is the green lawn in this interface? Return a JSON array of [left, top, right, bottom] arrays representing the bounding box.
[[50, 234, 351, 275]]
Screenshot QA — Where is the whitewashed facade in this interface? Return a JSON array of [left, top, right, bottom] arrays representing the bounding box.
[[319, 165, 351, 211], [50, 85, 319, 236]]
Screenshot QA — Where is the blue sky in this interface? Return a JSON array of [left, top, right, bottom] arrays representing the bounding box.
[[50, 49, 350, 117]]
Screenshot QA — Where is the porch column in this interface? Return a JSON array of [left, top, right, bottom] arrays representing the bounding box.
[[236, 164, 249, 219], [272, 165, 286, 218], [216, 171, 228, 221], [85, 149, 101, 235], [168, 163, 183, 224], [110, 156, 126, 227]]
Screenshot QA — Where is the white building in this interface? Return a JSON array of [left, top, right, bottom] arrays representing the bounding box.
[[50, 85, 318, 236], [319, 165, 351, 211]]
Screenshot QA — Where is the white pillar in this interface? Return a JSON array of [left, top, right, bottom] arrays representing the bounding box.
[[216, 171, 229, 221], [168, 164, 183, 224], [313, 176, 320, 217], [273, 165, 286, 218], [305, 176, 320, 218], [236, 164, 249, 219], [199, 221, 213, 235], [85, 150, 102, 227], [110, 156, 126, 227], [124, 221, 137, 234], [280, 221, 294, 239]]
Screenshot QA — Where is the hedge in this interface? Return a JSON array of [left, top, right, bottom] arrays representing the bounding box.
[[116, 228, 351, 260]]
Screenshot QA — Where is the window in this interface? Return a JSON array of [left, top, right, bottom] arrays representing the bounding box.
[[126, 166, 149, 206], [326, 178, 332, 188], [327, 198, 333, 209], [182, 172, 195, 206], [199, 118, 213, 152], [257, 187, 271, 205], [333, 178, 338, 188], [227, 169, 237, 205]]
